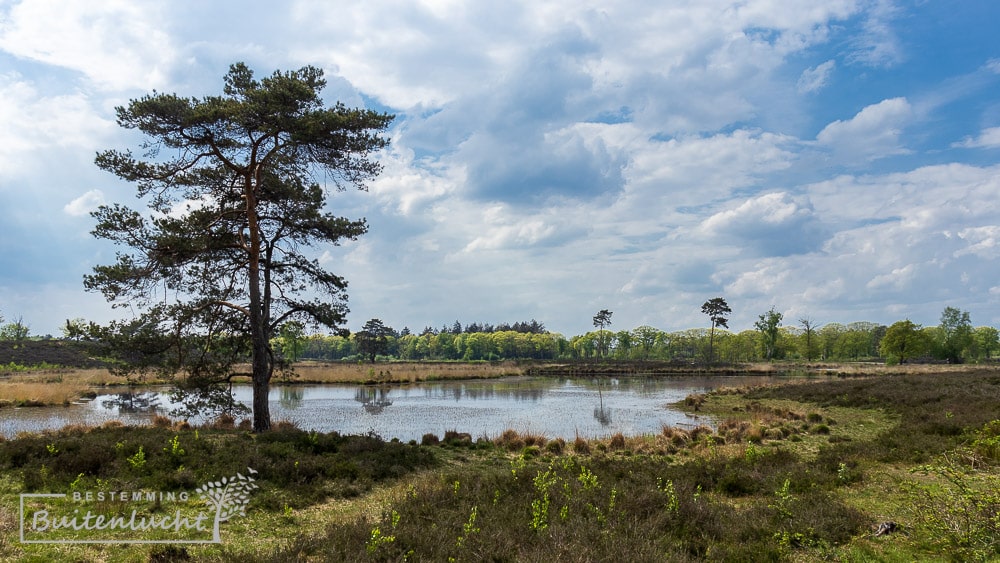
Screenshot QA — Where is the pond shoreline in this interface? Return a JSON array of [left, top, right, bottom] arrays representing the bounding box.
[[3, 360, 996, 410]]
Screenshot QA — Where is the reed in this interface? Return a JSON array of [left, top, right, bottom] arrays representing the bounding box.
[[0, 381, 90, 407]]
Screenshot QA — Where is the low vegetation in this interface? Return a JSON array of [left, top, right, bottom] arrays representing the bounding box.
[[0, 370, 119, 407], [280, 360, 524, 384], [0, 368, 998, 561]]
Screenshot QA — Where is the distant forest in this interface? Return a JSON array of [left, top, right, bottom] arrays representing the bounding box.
[[1, 311, 996, 366], [276, 316, 998, 365]]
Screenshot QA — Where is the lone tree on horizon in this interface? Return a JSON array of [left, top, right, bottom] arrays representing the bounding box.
[[701, 297, 731, 364], [85, 62, 394, 432], [356, 318, 394, 364], [593, 309, 613, 358]]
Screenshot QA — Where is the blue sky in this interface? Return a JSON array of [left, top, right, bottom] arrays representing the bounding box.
[[1, 0, 999, 338]]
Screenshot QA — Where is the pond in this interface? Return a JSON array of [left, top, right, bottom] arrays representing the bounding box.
[[1, 375, 783, 441]]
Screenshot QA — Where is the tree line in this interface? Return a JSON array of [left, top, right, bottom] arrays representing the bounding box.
[[2, 305, 997, 366], [268, 307, 997, 365]]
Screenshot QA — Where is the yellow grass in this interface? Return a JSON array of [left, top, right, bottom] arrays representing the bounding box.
[[0, 381, 88, 406], [0, 362, 525, 407], [275, 360, 525, 384], [0, 369, 122, 406]]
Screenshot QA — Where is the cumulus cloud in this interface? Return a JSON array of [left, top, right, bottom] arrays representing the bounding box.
[[63, 189, 105, 217], [815, 97, 913, 162], [3, 0, 1000, 335], [0, 74, 112, 177], [698, 192, 824, 256], [953, 126, 1000, 149], [724, 260, 790, 297], [866, 263, 916, 291], [0, 0, 175, 91], [955, 226, 1000, 259]]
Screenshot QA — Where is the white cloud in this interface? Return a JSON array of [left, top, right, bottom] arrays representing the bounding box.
[[866, 263, 916, 290], [724, 260, 790, 297], [797, 60, 835, 93], [955, 226, 1000, 259], [63, 189, 105, 217], [0, 0, 175, 91], [847, 0, 903, 68], [0, 74, 112, 177], [815, 97, 913, 161], [701, 192, 808, 233], [953, 126, 1000, 149], [697, 192, 823, 256], [2, 0, 1000, 336]]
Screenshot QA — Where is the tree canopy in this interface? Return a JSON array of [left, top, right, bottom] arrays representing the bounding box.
[[879, 320, 928, 364], [356, 318, 394, 363], [701, 297, 731, 364], [85, 62, 394, 431], [754, 307, 783, 361], [592, 310, 613, 358]]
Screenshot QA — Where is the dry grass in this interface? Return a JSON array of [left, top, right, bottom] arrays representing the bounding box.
[[0, 362, 524, 407], [278, 360, 524, 384], [0, 369, 122, 407], [0, 381, 89, 407]]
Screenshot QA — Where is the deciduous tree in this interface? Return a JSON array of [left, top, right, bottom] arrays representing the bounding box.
[[85, 63, 393, 431], [799, 317, 818, 361], [0, 315, 29, 341], [938, 307, 973, 363], [880, 319, 928, 364], [754, 307, 782, 361], [975, 326, 999, 360]]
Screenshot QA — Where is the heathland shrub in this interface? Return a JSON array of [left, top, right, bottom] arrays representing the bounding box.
[[904, 456, 1000, 560]]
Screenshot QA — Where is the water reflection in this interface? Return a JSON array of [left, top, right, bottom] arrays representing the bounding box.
[[424, 381, 547, 402], [100, 391, 161, 414], [279, 387, 304, 410], [593, 378, 612, 426], [2, 375, 786, 440], [354, 386, 393, 414]]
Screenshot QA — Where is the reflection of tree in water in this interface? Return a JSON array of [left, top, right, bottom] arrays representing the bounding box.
[[593, 379, 612, 426], [279, 386, 304, 410], [428, 385, 546, 402], [101, 390, 161, 413], [355, 386, 393, 414]]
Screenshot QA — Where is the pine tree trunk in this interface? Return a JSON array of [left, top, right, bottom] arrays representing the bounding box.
[[247, 172, 271, 432]]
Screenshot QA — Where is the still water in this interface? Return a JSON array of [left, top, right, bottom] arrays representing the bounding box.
[[1, 375, 780, 441]]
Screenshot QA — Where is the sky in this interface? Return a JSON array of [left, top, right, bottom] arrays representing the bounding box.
[[1, 0, 999, 338]]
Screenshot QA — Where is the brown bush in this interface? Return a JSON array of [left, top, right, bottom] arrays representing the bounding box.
[[151, 415, 172, 428], [212, 413, 236, 429], [494, 429, 525, 451], [608, 432, 626, 450]]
